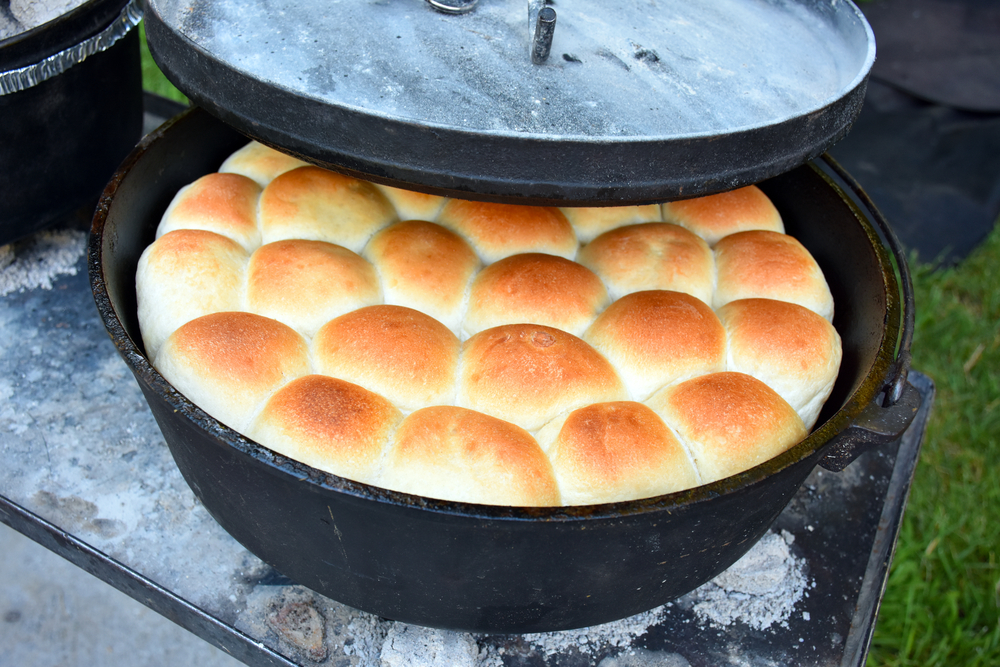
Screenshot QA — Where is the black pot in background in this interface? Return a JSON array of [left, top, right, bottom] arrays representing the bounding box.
[[0, 0, 143, 245]]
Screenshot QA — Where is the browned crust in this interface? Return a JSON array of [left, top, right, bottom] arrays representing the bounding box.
[[713, 230, 833, 320], [584, 290, 726, 399], [364, 220, 480, 323], [219, 141, 309, 186], [577, 222, 713, 302], [648, 372, 806, 484], [545, 401, 699, 503], [249, 374, 402, 482], [259, 166, 397, 249], [380, 406, 560, 506], [246, 239, 381, 334], [458, 324, 627, 431], [314, 305, 460, 409], [437, 200, 577, 261], [159, 173, 261, 246], [155, 312, 310, 431], [559, 204, 662, 243], [465, 253, 609, 336], [661, 185, 783, 245]]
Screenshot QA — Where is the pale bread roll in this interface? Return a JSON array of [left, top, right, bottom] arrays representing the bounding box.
[[437, 200, 577, 263], [577, 222, 714, 304], [259, 166, 397, 251], [560, 204, 662, 244], [363, 220, 480, 334], [379, 406, 560, 506], [535, 401, 699, 504], [219, 141, 310, 187], [717, 299, 842, 429], [458, 324, 627, 432], [156, 173, 262, 251], [584, 290, 726, 401], [713, 230, 834, 321], [247, 374, 402, 484], [646, 372, 807, 485], [154, 312, 310, 432], [246, 240, 382, 337], [313, 306, 460, 412], [464, 253, 610, 338], [136, 229, 247, 359], [374, 184, 447, 221], [661, 185, 783, 246]]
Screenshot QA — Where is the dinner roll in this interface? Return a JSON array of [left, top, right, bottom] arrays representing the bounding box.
[[661, 185, 783, 246], [646, 372, 807, 485], [246, 240, 382, 337], [259, 166, 397, 251], [584, 290, 726, 401], [156, 172, 262, 251], [373, 184, 447, 221], [314, 306, 460, 412], [154, 312, 310, 432], [437, 200, 577, 263], [713, 230, 834, 321], [535, 401, 699, 505], [363, 220, 480, 334], [136, 229, 247, 358], [379, 406, 560, 506], [219, 140, 309, 187], [560, 204, 662, 244], [247, 374, 402, 484], [717, 298, 842, 429], [577, 222, 714, 304], [464, 253, 610, 337], [458, 324, 627, 432]]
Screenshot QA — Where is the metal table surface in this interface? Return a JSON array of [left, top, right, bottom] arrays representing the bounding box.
[[0, 104, 934, 667]]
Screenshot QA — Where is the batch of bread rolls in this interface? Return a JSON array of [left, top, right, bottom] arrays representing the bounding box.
[[136, 141, 843, 507]]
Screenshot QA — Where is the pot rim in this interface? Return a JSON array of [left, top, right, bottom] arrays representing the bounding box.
[[89, 106, 905, 524]]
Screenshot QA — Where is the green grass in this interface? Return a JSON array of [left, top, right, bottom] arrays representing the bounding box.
[[867, 223, 1000, 666], [135, 22, 999, 664], [138, 22, 187, 104]]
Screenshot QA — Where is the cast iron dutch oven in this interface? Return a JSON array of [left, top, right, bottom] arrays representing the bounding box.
[[0, 0, 142, 245], [89, 107, 919, 634]]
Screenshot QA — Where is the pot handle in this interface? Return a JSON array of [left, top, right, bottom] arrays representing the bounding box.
[[818, 156, 918, 473]]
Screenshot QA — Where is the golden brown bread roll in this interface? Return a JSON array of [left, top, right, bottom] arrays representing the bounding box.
[[156, 172, 262, 251], [373, 184, 447, 221], [218, 140, 310, 187], [154, 312, 310, 432], [136, 229, 248, 359], [713, 230, 834, 321], [259, 166, 397, 251], [458, 324, 627, 432], [717, 298, 842, 429], [577, 222, 714, 304], [313, 305, 460, 412], [535, 401, 699, 504], [246, 239, 382, 337], [559, 204, 662, 244], [464, 253, 610, 337], [661, 185, 783, 246], [247, 374, 402, 484], [646, 372, 807, 485], [363, 220, 480, 334], [379, 406, 560, 506], [584, 290, 726, 401], [437, 200, 577, 264]]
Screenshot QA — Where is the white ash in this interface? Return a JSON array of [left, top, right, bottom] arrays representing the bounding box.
[[9, 0, 87, 32], [380, 623, 482, 667], [684, 530, 808, 631], [519, 606, 665, 659], [343, 613, 390, 667], [0, 229, 86, 297]]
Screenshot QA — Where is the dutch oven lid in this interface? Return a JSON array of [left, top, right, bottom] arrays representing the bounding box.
[[144, 0, 876, 205]]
